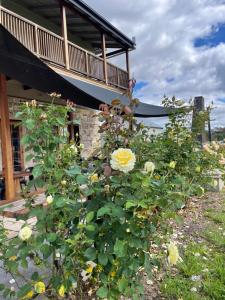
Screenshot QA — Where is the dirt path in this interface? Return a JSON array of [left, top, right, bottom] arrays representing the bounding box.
[[143, 192, 225, 300]]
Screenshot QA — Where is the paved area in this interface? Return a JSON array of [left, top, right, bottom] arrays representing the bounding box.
[[0, 194, 45, 238]]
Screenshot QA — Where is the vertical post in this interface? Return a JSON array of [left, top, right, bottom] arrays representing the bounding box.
[[192, 96, 207, 145], [117, 67, 120, 87], [101, 33, 108, 84], [126, 49, 130, 80], [61, 5, 69, 70], [207, 107, 212, 142], [85, 52, 89, 76], [0, 4, 2, 25], [0, 74, 15, 200], [67, 112, 74, 141], [34, 25, 39, 57]]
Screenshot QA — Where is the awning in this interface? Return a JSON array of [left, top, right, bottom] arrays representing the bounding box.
[[0, 25, 170, 117], [61, 75, 170, 117]]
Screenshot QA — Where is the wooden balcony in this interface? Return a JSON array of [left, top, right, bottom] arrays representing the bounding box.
[[0, 6, 129, 90]]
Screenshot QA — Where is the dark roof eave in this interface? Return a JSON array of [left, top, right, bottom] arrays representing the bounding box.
[[64, 0, 136, 50]]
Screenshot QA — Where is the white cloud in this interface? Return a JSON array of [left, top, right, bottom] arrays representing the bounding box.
[[85, 0, 225, 127]]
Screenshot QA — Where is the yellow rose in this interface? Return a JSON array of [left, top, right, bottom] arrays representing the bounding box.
[[86, 261, 97, 273], [70, 144, 78, 154], [168, 242, 182, 265], [46, 195, 53, 205], [58, 285, 65, 297], [34, 281, 46, 294], [169, 161, 176, 169], [110, 271, 116, 277], [19, 226, 32, 241], [21, 291, 34, 299], [110, 148, 136, 173], [9, 256, 17, 261], [90, 173, 99, 183], [61, 180, 67, 186], [104, 185, 110, 193]]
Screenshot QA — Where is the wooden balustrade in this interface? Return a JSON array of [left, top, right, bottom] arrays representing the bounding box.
[[38, 28, 65, 66], [107, 63, 129, 89], [0, 6, 128, 89]]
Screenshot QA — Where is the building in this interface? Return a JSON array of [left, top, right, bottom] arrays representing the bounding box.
[[0, 0, 170, 203], [137, 118, 164, 136]]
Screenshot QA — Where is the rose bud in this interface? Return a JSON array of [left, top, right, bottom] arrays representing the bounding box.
[[123, 106, 132, 115]]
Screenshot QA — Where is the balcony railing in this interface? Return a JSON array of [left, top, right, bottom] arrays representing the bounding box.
[[0, 6, 129, 89]]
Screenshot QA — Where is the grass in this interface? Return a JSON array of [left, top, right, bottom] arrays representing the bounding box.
[[160, 204, 225, 300]]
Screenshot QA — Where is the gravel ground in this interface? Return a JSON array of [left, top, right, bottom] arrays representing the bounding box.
[[143, 191, 225, 300]]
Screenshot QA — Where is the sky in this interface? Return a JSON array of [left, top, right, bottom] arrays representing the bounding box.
[[85, 0, 225, 128]]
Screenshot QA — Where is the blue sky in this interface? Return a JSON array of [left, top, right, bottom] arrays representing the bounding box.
[[195, 24, 225, 48]]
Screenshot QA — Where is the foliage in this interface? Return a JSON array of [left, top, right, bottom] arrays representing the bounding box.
[[0, 95, 222, 299]]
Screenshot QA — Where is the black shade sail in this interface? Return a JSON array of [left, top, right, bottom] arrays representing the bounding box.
[[0, 25, 170, 117]]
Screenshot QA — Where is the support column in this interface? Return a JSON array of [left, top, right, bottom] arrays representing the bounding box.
[[61, 5, 69, 70], [0, 74, 15, 200], [192, 96, 207, 145], [126, 50, 130, 80], [101, 33, 108, 84]]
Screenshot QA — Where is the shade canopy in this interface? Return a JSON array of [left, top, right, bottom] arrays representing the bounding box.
[[0, 25, 170, 117]]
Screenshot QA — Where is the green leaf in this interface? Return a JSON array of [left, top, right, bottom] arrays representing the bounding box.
[[114, 240, 127, 258], [32, 165, 43, 178], [98, 253, 108, 266], [111, 207, 124, 218], [47, 233, 57, 243], [86, 211, 95, 223], [97, 206, 111, 218], [86, 224, 95, 232], [55, 196, 66, 208], [31, 272, 39, 281], [21, 135, 31, 145], [125, 201, 137, 209], [65, 166, 81, 176], [84, 247, 97, 260], [40, 244, 52, 259], [96, 287, 108, 298], [25, 153, 33, 162], [17, 284, 33, 298], [25, 119, 36, 130], [118, 277, 128, 292], [76, 175, 88, 185], [0, 284, 5, 291], [15, 111, 23, 118]]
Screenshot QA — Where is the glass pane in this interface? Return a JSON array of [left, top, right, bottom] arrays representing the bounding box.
[[10, 124, 22, 172]]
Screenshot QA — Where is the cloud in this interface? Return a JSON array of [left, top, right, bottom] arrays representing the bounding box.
[[85, 0, 225, 127]]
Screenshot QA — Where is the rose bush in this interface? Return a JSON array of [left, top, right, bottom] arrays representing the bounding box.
[[0, 94, 222, 299]]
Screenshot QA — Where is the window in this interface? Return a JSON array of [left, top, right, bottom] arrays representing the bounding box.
[[10, 123, 23, 171], [0, 120, 23, 173]]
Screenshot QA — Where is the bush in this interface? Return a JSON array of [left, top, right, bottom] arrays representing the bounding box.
[[0, 95, 221, 299]]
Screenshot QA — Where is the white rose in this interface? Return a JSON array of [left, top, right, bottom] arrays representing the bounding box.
[[19, 226, 32, 241], [142, 161, 155, 175], [46, 195, 53, 205]]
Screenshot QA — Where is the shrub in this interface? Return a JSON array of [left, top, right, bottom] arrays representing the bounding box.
[[0, 95, 221, 299]]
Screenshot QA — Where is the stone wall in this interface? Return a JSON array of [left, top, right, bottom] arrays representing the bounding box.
[[74, 108, 101, 159], [0, 100, 101, 173]]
